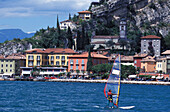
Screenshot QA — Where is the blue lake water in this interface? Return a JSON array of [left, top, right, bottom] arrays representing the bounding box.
[[0, 81, 170, 112]]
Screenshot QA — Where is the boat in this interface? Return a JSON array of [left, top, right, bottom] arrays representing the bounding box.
[[104, 54, 121, 108]]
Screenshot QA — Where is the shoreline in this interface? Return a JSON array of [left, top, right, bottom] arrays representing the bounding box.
[[48, 79, 170, 85]]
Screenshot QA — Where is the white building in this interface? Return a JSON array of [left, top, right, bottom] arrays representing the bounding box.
[[60, 20, 76, 30], [20, 67, 67, 77], [141, 35, 161, 57]]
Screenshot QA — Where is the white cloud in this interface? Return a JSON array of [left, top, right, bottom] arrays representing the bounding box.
[[0, 0, 98, 17]]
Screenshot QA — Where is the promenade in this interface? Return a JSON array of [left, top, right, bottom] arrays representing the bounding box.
[[48, 79, 170, 85]]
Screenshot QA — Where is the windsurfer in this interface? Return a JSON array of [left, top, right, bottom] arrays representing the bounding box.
[[107, 89, 117, 108]]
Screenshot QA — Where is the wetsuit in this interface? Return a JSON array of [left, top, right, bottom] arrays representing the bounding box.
[[107, 92, 113, 102]]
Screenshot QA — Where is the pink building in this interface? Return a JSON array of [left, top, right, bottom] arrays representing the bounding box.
[[68, 52, 108, 75]]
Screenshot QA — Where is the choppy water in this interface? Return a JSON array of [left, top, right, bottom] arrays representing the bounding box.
[[0, 81, 169, 112]]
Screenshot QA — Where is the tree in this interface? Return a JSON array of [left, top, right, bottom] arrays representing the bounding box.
[[76, 70, 80, 78], [76, 30, 81, 50], [106, 40, 115, 52], [87, 47, 93, 75], [121, 65, 136, 79], [69, 13, 71, 20], [57, 15, 61, 35], [119, 39, 128, 51], [148, 41, 154, 56], [164, 32, 170, 50], [81, 23, 85, 50], [67, 26, 73, 49]]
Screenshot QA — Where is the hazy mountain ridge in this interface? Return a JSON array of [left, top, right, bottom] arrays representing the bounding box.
[[0, 29, 35, 43]]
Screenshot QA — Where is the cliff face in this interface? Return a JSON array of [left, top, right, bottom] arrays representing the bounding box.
[[91, 0, 170, 37], [0, 41, 32, 55]]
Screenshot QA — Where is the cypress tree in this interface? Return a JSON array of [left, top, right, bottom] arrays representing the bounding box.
[[76, 30, 81, 50], [81, 23, 85, 50], [67, 26, 73, 49], [69, 13, 71, 20], [87, 46, 93, 75], [57, 15, 61, 34]]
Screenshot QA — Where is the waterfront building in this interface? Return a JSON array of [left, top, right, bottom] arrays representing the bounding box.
[[141, 35, 161, 57], [162, 50, 170, 73], [60, 20, 77, 30], [91, 19, 128, 50], [25, 48, 77, 67], [156, 57, 167, 74], [121, 56, 134, 66], [0, 54, 26, 76], [91, 36, 120, 50], [141, 56, 156, 72], [68, 52, 108, 75], [133, 53, 148, 68], [78, 11, 92, 21], [20, 67, 66, 77]]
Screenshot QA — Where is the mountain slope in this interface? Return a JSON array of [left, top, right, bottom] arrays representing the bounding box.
[[0, 29, 34, 43]]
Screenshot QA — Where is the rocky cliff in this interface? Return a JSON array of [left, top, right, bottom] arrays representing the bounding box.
[[0, 41, 32, 55], [90, 0, 170, 37]]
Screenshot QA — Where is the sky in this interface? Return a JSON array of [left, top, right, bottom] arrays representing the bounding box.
[[0, 0, 98, 33]]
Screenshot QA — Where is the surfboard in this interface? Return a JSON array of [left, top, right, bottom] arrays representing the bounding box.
[[119, 106, 135, 109]]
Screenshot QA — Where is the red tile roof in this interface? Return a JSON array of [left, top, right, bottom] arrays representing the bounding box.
[[134, 53, 148, 58], [121, 56, 134, 61], [25, 48, 77, 54], [141, 35, 161, 39], [93, 36, 119, 39], [78, 11, 92, 14], [60, 20, 74, 24], [68, 52, 108, 59], [141, 56, 155, 62], [162, 50, 170, 55], [0, 54, 26, 60]]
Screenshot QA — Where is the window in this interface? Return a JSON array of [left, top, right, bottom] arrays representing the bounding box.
[[10, 69, 12, 72], [10, 60, 12, 62], [61, 56, 65, 61], [37, 56, 40, 60], [51, 56, 54, 60], [82, 59, 84, 64], [56, 56, 60, 59], [1, 69, 3, 73], [37, 61, 40, 66], [62, 61, 65, 65], [6, 60, 8, 62], [82, 66, 84, 70], [76, 59, 79, 64], [6, 69, 8, 72], [6, 64, 8, 67], [71, 65, 73, 69], [51, 61, 54, 65], [76, 66, 78, 70], [134, 60, 137, 64], [70, 59, 74, 64], [1, 60, 4, 62], [10, 64, 12, 67], [1, 64, 3, 67], [56, 61, 59, 66]]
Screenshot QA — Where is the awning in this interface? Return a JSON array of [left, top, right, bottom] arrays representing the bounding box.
[[0, 73, 13, 76], [156, 76, 164, 79], [128, 75, 137, 78], [151, 76, 156, 78]]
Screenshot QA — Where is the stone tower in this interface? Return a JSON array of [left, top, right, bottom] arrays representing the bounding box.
[[119, 18, 127, 39]]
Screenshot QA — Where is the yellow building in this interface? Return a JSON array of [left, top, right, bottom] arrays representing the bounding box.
[[25, 48, 77, 67], [141, 56, 156, 72]]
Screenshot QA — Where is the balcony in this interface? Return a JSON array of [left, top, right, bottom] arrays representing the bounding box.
[[28, 58, 34, 61], [61, 58, 65, 61], [37, 58, 40, 60]]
